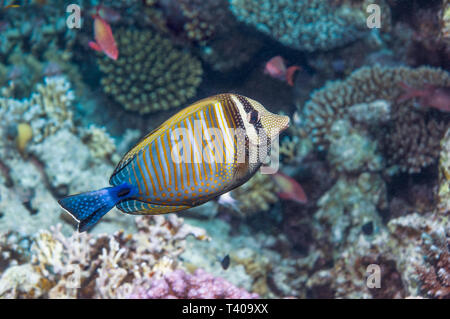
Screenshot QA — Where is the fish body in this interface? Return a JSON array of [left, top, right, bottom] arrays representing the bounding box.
[[398, 82, 450, 112], [89, 13, 118, 60], [59, 94, 289, 231]]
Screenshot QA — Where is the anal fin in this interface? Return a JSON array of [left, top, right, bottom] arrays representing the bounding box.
[[117, 199, 190, 215]]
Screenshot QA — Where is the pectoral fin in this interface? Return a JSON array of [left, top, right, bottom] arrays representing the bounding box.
[[89, 41, 102, 52]]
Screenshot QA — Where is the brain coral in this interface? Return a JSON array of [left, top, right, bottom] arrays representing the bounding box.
[[230, 0, 367, 52], [301, 65, 450, 174], [98, 28, 203, 114]]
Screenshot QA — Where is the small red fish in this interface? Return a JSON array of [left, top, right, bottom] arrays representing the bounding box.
[[264, 56, 287, 81], [264, 56, 301, 87], [286, 66, 301, 87], [89, 12, 118, 60], [397, 82, 450, 112], [271, 172, 307, 204]]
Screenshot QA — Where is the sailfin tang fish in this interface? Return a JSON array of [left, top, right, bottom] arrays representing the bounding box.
[[59, 94, 290, 232]]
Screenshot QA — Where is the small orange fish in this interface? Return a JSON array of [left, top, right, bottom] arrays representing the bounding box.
[[271, 172, 307, 204], [286, 66, 301, 87], [89, 12, 118, 60], [397, 82, 450, 112], [264, 56, 301, 87]]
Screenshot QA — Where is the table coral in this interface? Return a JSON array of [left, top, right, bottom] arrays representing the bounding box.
[[227, 173, 279, 217], [230, 0, 367, 52], [300, 65, 450, 174], [97, 28, 203, 114]]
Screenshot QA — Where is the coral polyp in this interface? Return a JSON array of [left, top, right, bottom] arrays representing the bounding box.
[[98, 28, 203, 114]]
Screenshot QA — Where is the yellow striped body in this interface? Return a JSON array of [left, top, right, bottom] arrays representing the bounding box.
[[109, 94, 289, 215]]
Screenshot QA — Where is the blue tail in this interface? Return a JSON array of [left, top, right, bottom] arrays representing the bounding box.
[[58, 182, 134, 232]]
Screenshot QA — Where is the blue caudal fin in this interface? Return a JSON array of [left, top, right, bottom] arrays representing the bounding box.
[[58, 182, 134, 232]]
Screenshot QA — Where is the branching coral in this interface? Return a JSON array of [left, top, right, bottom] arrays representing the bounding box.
[[441, 0, 450, 46], [97, 28, 203, 114], [300, 65, 450, 173], [0, 215, 209, 298], [227, 173, 278, 217], [230, 0, 367, 52]]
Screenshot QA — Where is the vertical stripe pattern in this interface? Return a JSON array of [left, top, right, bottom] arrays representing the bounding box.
[[110, 94, 248, 213]]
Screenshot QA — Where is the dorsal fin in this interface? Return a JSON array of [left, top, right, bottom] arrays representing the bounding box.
[[109, 95, 227, 184]]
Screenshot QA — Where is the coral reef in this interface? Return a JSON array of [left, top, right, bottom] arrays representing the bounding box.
[[230, 0, 367, 52], [314, 173, 387, 250], [300, 65, 450, 174], [227, 173, 279, 217], [0, 0, 449, 301], [0, 3, 76, 61], [0, 215, 209, 298], [441, 0, 450, 46], [160, 0, 233, 43], [0, 76, 74, 144], [0, 77, 129, 235], [438, 128, 450, 214], [403, 2, 450, 68], [416, 233, 449, 299], [97, 28, 203, 114], [128, 268, 258, 299], [80, 125, 118, 164]]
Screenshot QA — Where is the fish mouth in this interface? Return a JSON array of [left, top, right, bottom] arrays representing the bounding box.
[[280, 115, 290, 132]]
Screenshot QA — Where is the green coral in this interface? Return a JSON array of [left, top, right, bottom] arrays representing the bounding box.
[[98, 28, 203, 114]]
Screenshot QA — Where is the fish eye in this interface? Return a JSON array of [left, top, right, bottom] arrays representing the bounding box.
[[247, 110, 260, 124]]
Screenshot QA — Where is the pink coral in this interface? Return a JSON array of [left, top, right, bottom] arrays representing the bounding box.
[[129, 268, 259, 299]]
